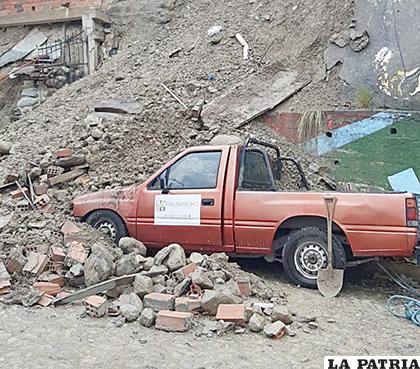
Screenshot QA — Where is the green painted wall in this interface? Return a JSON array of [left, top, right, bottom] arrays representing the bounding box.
[[328, 117, 420, 189]]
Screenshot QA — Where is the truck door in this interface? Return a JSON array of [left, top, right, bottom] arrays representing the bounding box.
[[136, 147, 229, 252]]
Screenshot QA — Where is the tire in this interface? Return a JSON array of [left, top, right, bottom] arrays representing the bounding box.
[[281, 226, 346, 289], [85, 210, 128, 243]]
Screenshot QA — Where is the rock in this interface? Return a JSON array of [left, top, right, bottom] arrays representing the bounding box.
[[349, 30, 369, 52], [21, 288, 44, 307], [21, 87, 39, 98], [133, 275, 153, 298], [165, 244, 186, 271], [249, 313, 266, 332], [84, 243, 115, 286], [271, 306, 293, 325], [139, 307, 156, 327], [285, 326, 296, 337], [154, 245, 174, 265], [191, 268, 213, 289], [17, 96, 39, 108], [115, 253, 142, 276], [209, 135, 243, 146], [329, 30, 350, 48], [56, 154, 86, 168], [91, 128, 103, 140], [117, 292, 143, 310], [201, 287, 243, 315], [120, 303, 141, 322], [143, 257, 154, 270], [308, 321, 319, 329], [189, 252, 204, 265], [0, 141, 12, 155], [216, 320, 235, 335], [174, 277, 191, 297], [208, 252, 229, 263], [118, 237, 147, 256], [151, 275, 166, 285], [264, 321, 286, 338]]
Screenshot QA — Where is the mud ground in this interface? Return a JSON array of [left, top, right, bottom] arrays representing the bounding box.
[[1, 260, 418, 369]]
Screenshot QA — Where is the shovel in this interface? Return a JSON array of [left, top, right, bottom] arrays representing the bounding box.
[[317, 195, 344, 297]]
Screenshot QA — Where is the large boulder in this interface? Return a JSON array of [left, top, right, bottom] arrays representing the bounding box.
[[118, 237, 147, 256], [165, 244, 186, 271], [84, 243, 115, 286], [133, 275, 153, 298]]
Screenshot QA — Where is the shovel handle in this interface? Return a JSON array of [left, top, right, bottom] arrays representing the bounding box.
[[323, 196, 337, 267]]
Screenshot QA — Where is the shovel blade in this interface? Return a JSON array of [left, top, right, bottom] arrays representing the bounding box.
[[317, 268, 344, 298]]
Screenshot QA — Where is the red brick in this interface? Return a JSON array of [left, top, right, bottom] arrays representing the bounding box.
[[10, 187, 29, 199], [56, 291, 71, 299], [33, 194, 50, 210], [65, 242, 88, 265], [48, 246, 66, 262], [22, 253, 48, 276], [48, 169, 85, 186], [144, 293, 176, 312], [173, 263, 196, 281], [155, 310, 193, 332], [33, 281, 61, 296], [55, 148, 73, 158], [61, 220, 81, 235], [6, 249, 27, 274], [236, 277, 251, 297], [85, 295, 107, 317], [216, 304, 245, 324], [25, 244, 50, 255], [33, 184, 49, 196], [46, 273, 65, 287], [0, 279, 11, 295], [37, 294, 54, 307], [175, 297, 202, 312]]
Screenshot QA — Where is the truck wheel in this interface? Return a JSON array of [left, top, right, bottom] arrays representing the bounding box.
[[85, 210, 127, 243], [281, 227, 346, 289]]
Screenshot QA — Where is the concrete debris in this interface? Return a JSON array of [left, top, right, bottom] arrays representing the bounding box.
[[349, 30, 369, 52], [84, 243, 115, 286], [156, 310, 193, 332], [271, 306, 294, 325], [0, 141, 12, 155], [115, 253, 143, 276], [139, 307, 156, 327], [264, 321, 286, 338], [133, 275, 154, 298], [249, 313, 266, 332], [189, 252, 204, 265]]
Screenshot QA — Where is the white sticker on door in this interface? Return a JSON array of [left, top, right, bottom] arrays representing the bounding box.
[[154, 194, 201, 226]]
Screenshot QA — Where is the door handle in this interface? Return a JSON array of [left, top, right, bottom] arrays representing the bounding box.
[[202, 198, 215, 206]]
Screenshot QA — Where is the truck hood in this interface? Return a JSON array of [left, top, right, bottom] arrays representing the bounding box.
[[72, 185, 140, 218]]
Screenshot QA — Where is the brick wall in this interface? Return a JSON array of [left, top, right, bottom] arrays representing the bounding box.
[[0, 0, 105, 17]]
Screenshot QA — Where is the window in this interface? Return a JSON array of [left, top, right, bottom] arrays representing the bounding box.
[[149, 151, 221, 190], [239, 149, 275, 191]]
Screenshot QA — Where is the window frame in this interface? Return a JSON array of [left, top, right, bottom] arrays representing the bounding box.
[[237, 147, 276, 192], [147, 150, 223, 191]]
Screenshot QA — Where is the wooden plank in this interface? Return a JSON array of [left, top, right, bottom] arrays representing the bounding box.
[[201, 69, 310, 129], [53, 274, 137, 306]]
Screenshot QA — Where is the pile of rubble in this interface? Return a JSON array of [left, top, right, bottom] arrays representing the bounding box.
[[0, 224, 313, 338]]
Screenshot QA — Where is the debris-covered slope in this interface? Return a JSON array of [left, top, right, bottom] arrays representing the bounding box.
[[0, 0, 353, 195]]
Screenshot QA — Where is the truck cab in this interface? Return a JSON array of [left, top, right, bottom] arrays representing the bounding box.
[[72, 139, 419, 288]]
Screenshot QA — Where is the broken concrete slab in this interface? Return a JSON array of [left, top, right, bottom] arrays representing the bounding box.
[[201, 70, 310, 128], [0, 28, 47, 67]]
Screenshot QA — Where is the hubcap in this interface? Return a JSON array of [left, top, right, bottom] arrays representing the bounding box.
[[96, 221, 116, 241], [294, 241, 328, 280]]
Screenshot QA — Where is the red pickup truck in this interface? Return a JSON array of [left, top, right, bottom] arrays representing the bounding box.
[[72, 139, 419, 288]]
